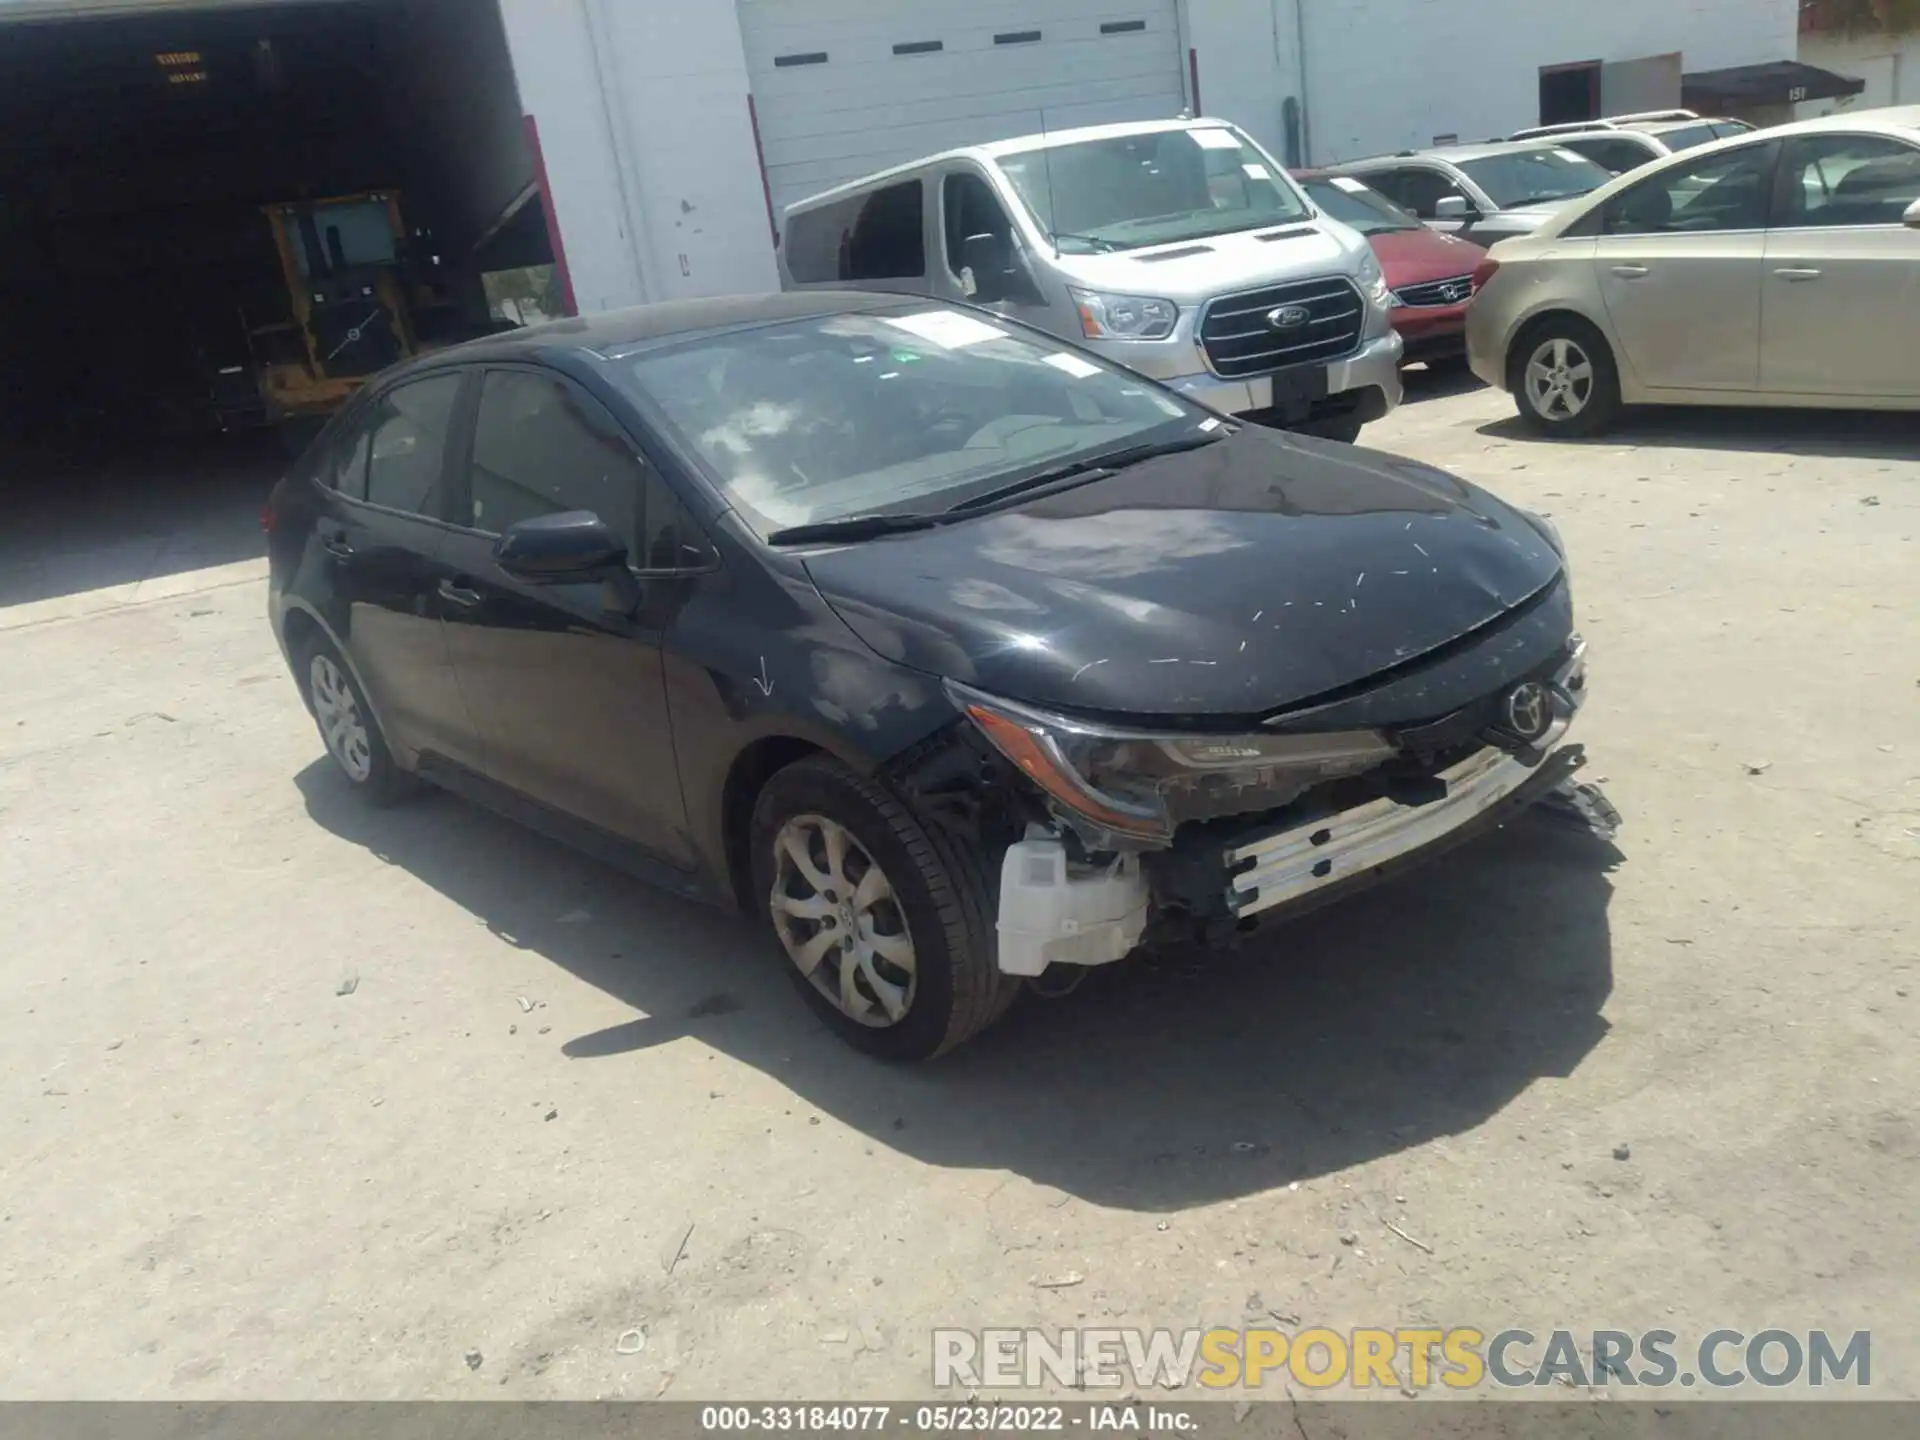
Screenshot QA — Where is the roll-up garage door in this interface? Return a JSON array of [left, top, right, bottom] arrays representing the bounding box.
[[740, 0, 1188, 222]]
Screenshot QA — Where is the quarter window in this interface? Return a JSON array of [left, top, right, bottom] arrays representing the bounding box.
[[362, 374, 462, 516], [467, 370, 643, 544], [1603, 142, 1775, 235], [784, 180, 925, 283], [1775, 134, 1920, 228]]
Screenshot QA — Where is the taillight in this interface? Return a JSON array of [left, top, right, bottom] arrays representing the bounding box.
[[1471, 257, 1500, 293], [260, 501, 276, 534]]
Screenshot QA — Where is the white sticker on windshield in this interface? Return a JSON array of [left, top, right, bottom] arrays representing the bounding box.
[[1554, 148, 1586, 164], [1199, 417, 1224, 431], [1331, 176, 1369, 193], [1190, 128, 1242, 150], [1242, 162, 1271, 180], [884, 311, 1005, 348], [1043, 352, 1102, 379]]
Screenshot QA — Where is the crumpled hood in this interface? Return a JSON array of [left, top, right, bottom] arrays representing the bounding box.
[[801, 427, 1565, 720]]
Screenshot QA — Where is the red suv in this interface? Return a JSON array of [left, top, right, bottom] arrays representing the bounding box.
[[1293, 170, 1488, 366]]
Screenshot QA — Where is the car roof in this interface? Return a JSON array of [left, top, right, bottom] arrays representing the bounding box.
[[381, 291, 917, 375], [1337, 139, 1563, 167], [784, 115, 1241, 214]]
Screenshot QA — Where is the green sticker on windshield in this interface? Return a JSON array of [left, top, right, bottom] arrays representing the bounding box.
[[890, 349, 924, 364]]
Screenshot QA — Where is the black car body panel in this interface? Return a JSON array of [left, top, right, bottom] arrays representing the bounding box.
[[799, 427, 1563, 724]]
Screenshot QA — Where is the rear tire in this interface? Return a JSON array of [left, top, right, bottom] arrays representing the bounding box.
[[297, 634, 420, 806], [750, 756, 1018, 1060], [1508, 315, 1621, 437]]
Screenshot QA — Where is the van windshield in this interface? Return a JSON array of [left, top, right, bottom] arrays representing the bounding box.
[[994, 127, 1311, 253]]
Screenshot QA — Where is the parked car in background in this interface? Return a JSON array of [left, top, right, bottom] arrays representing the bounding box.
[[1531, 116, 1762, 176], [1508, 108, 1753, 143], [1468, 107, 1920, 435], [268, 291, 1603, 1059], [1328, 141, 1613, 246], [779, 118, 1404, 444], [1294, 170, 1488, 366]]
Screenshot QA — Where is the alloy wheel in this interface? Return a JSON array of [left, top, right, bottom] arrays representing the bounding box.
[[1524, 336, 1595, 422], [768, 814, 917, 1028], [309, 653, 373, 783]]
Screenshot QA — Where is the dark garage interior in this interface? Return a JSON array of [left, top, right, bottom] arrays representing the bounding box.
[[0, 0, 548, 609]]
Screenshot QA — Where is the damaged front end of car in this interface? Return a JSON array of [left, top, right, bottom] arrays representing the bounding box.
[[894, 637, 1614, 980]]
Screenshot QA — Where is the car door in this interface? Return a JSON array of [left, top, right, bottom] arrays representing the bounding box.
[[1591, 138, 1777, 391], [1761, 132, 1920, 398], [313, 371, 480, 770], [435, 364, 701, 867]]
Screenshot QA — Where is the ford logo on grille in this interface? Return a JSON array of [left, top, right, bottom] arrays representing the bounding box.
[[1266, 304, 1312, 331]]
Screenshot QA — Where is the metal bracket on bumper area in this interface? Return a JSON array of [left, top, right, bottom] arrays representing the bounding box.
[[1225, 742, 1599, 920]]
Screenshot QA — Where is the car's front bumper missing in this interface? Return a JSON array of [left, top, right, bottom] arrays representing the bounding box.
[[1223, 642, 1599, 920]]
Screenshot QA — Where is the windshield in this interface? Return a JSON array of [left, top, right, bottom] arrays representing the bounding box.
[[1457, 148, 1611, 208], [1300, 176, 1420, 235], [994, 126, 1310, 253], [612, 310, 1207, 535]]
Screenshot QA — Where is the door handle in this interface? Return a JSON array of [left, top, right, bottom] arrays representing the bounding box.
[[1609, 264, 1650, 279], [1773, 267, 1822, 281], [437, 580, 483, 608], [320, 535, 354, 560]]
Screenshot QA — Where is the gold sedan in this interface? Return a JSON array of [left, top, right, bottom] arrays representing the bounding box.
[[1467, 106, 1920, 436]]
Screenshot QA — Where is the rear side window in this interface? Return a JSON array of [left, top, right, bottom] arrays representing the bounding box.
[[1775, 134, 1920, 228], [784, 180, 925, 282], [362, 374, 463, 516], [1566, 136, 1659, 174], [467, 370, 643, 544]]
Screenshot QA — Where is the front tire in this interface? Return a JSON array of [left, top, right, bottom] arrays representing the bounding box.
[[1508, 316, 1621, 437], [299, 636, 420, 805], [749, 756, 1017, 1060]]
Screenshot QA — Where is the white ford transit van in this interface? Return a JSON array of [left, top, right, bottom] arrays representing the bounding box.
[[778, 117, 1403, 442]]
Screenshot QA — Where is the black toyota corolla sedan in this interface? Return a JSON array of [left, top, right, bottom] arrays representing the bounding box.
[[267, 291, 1609, 1059]]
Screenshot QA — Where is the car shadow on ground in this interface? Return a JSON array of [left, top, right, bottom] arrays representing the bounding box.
[[1477, 405, 1920, 460], [298, 761, 1620, 1212], [1398, 360, 1486, 405]]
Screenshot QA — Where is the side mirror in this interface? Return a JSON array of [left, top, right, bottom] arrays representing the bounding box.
[[1434, 195, 1472, 220], [1904, 197, 1920, 230], [495, 510, 627, 582], [961, 231, 1014, 301]]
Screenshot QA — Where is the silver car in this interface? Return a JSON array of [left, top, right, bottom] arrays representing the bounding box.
[[1467, 106, 1920, 436], [1327, 141, 1614, 246]]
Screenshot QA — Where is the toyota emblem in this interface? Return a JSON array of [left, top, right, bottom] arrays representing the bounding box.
[[1266, 304, 1312, 331], [1503, 681, 1552, 741]]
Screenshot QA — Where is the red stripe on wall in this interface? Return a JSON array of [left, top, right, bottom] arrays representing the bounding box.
[[747, 93, 780, 248], [522, 113, 578, 317]]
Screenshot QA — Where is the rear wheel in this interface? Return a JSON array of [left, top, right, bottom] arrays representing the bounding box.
[[749, 756, 1017, 1060], [299, 636, 419, 805], [1509, 316, 1621, 437]]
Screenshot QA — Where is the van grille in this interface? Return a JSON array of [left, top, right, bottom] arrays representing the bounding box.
[[1198, 277, 1365, 379]]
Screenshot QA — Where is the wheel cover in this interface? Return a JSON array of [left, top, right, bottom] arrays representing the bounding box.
[[308, 654, 373, 783], [1524, 336, 1595, 421], [768, 814, 917, 1028]]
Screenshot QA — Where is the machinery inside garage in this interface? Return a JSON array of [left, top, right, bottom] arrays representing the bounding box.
[[0, 0, 549, 479]]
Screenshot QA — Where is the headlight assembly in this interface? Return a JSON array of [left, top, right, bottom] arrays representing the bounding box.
[[950, 681, 1395, 846], [1354, 249, 1395, 311], [1069, 288, 1180, 342]]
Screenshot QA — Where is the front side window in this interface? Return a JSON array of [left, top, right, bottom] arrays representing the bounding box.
[[943, 172, 1014, 281], [1457, 148, 1610, 208], [1365, 168, 1457, 219], [993, 126, 1308, 253], [1776, 134, 1920, 228], [363, 374, 462, 516], [1652, 122, 1720, 153], [1300, 177, 1422, 235], [467, 370, 642, 543], [1604, 141, 1776, 235], [610, 309, 1205, 534]]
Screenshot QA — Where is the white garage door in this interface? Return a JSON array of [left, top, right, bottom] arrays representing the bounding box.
[[740, 0, 1188, 221]]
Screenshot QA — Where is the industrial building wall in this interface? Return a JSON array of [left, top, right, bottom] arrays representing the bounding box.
[[1300, 0, 1800, 160]]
